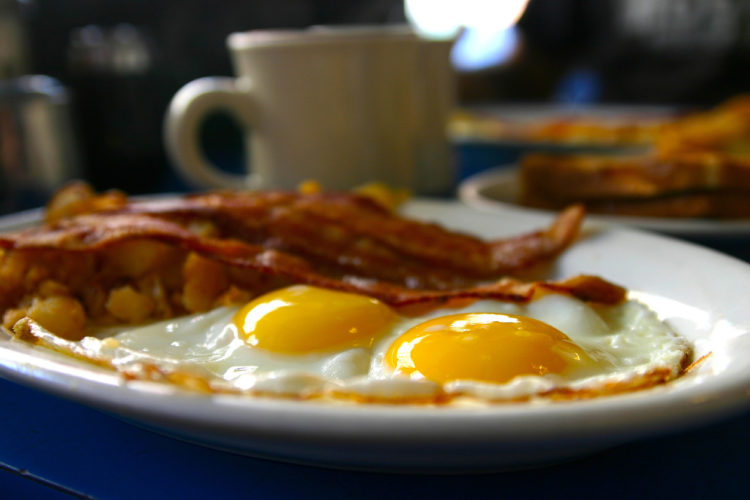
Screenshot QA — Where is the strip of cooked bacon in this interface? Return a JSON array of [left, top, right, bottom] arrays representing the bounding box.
[[130, 192, 583, 275], [42, 189, 584, 288], [0, 211, 624, 307], [260, 197, 584, 279]]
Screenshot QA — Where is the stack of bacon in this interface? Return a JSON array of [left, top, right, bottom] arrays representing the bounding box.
[[0, 183, 623, 339]]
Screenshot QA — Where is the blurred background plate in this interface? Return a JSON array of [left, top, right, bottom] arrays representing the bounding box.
[[452, 104, 679, 180], [451, 103, 680, 143], [459, 165, 750, 238]]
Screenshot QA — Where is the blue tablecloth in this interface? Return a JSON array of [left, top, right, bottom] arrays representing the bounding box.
[[3, 374, 750, 499]]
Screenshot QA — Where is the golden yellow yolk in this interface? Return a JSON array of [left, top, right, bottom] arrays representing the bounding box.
[[233, 285, 398, 354], [386, 313, 597, 384]]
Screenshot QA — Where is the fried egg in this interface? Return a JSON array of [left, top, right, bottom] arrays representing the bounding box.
[[20, 285, 691, 403]]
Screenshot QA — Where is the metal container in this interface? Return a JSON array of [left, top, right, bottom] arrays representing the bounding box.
[[0, 75, 82, 213]]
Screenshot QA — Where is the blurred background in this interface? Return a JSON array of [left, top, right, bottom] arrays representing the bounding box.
[[2, 0, 750, 213]]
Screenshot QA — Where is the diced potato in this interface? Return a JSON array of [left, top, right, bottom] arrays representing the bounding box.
[[136, 276, 173, 318], [44, 182, 96, 224], [298, 180, 323, 194], [106, 285, 155, 323], [214, 285, 252, 307], [37, 280, 71, 298], [27, 296, 87, 340], [45, 182, 127, 224], [182, 253, 229, 312], [0, 251, 28, 291], [25, 263, 51, 289], [22, 252, 95, 296], [352, 182, 411, 211], [104, 240, 172, 278]]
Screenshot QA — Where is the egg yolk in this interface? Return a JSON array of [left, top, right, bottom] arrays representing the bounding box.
[[233, 285, 398, 354], [386, 313, 596, 384]]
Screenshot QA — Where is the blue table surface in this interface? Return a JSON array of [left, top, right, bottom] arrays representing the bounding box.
[[3, 374, 750, 499], [3, 183, 750, 498]]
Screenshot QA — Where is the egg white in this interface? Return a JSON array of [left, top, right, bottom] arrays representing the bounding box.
[[36, 290, 691, 402]]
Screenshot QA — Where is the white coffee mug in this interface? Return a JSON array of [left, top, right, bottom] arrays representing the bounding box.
[[164, 26, 456, 194]]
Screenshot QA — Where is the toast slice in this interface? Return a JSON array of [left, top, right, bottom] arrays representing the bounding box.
[[520, 151, 750, 218]]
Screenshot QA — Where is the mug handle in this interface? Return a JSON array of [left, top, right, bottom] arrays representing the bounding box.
[[164, 77, 260, 189]]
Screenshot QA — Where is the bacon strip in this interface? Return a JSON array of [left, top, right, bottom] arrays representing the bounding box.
[[260, 198, 584, 278], [0, 209, 624, 307], [127, 192, 584, 275], [34, 190, 584, 289]]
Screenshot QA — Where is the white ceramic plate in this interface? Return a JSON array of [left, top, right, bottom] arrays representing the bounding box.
[[459, 166, 750, 237], [1, 200, 750, 472]]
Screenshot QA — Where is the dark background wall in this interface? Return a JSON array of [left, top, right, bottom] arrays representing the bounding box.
[[11, 0, 750, 194]]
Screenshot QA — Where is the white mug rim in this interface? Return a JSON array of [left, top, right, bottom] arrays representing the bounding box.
[[227, 24, 430, 50]]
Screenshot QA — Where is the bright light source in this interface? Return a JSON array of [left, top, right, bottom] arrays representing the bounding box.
[[460, 0, 530, 32], [405, 0, 530, 70], [404, 0, 462, 39], [452, 26, 520, 71], [405, 0, 529, 37]]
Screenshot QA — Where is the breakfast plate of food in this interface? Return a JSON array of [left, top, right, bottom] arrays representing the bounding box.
[[459, 95, 750, 237], [1, 183, 750, 471], [450, 104, 677, 149], [458, 162, 750, 237], [451, 94, 748, 151]]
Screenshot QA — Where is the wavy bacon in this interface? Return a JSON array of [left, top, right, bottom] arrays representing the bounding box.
[[0, 192, 623, 308], [32, 189, 586, 289]]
